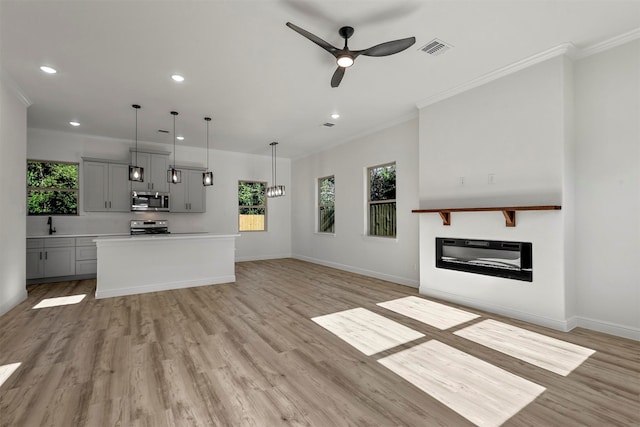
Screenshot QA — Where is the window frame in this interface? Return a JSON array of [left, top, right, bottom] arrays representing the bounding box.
[[317, 175, 335, 234], [238, 180, 267, 232], [367, 161, 397, 238], [27, 159, 80, 216]]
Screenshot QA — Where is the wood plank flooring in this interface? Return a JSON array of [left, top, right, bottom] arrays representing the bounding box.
[[0, 258, 638, 426]]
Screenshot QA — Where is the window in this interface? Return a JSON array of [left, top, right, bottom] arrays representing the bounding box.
[[368, 162, 396, 237], [238, 181, 266, 231], [318, 175, 335, 233], [27, 160, 79, 215]]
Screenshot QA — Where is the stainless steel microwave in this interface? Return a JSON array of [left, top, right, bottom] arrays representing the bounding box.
[[131, 191, 170, 212]]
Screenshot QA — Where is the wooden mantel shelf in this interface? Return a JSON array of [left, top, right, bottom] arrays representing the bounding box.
[[411, 205, 561, 227]]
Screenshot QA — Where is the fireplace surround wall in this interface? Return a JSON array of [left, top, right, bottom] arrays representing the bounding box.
[[436, 237, 533, 282]]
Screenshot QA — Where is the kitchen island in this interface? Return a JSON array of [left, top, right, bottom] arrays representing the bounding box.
[[94, 233, 239, 299]]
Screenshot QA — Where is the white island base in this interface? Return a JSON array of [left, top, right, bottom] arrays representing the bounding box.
[[94, 234, 239, 299]]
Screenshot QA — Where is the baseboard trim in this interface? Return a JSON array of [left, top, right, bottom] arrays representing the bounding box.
[[419, 288, 572, 331], [574, 316, 639, 341], [293, 255, 419, 288], [95, 275, 236, 299], [236, 253, 292, 262], [0, 289, 28, 317]]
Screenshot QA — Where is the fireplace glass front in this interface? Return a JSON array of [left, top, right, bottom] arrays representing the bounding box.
[[436, 238, 532, 282]]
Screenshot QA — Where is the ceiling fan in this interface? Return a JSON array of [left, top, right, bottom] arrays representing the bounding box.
[[286, 22, 416, 88]]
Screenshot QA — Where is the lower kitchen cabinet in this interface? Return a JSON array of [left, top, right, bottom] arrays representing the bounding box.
[[27, 238, 76, 280], [75, 237, 97, 275]]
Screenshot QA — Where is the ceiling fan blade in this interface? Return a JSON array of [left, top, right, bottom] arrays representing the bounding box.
[[358, 37, 416, 57], [331, 67, 345, 88], [286, 22, 338, 55]]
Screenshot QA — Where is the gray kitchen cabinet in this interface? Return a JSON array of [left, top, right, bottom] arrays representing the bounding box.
[[26, 238, 76, 280], [130, 151, 170, 193], [169, 168, 206, 213], [75, 237, 97, 275], [83, 160, 130, 212], [26, 248, 45, 279]]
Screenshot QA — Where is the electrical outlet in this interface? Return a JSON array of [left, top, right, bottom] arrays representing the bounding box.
[[488, 173, 496, 184], [459, 176, 465, 186]]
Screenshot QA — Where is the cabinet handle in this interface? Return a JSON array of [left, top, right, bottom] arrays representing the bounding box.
[[105, 201, 107, 208], [45, 251, 48, 260], [39, 252, 42, 260], [109, 201, 112, 208]]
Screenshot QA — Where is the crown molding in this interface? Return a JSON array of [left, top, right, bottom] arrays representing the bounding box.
[[572, 27, 640, 60], [0, 69, 32, 107], [416, 43, 575, 109]]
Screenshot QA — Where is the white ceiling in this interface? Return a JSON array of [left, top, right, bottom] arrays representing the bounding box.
[[1, 1, 639, 159]]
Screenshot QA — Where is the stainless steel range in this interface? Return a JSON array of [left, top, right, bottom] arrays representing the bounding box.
[[130, 220, 170, 235]]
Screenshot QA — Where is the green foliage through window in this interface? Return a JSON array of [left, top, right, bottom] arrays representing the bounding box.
[[238, 181, 266, 231], [368, 163, 396, 237], [318, 175, 335, 233], [27, 161, 79, 215]]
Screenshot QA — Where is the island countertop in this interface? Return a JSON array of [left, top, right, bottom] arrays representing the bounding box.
[[94, 233, 240, 243]]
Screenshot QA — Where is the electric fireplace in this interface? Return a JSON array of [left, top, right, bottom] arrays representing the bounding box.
[[436, 238, 532, 282]]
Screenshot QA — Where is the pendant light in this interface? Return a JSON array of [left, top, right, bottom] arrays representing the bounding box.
[[128, 104, 144, 182], [202, 117, 214, 186], [266, 141, 285, 197], [167, 111, 182, 184]]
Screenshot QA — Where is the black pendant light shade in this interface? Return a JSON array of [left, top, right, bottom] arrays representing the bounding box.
[[167, 111, 182, 184], [129, 104, 144, 182], [203, 117, 214, 187], [266, 141, 285, 198]]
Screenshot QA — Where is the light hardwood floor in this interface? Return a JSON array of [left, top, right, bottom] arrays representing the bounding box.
[[0, 259, 638, 426]]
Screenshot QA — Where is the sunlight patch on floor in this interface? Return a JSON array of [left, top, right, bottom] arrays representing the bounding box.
[[454, 319, 596, 376], [377, 296, 480, 330], [0, 363, 21, 388], [32, 294, 86, 309], [312, 307, 425, 356], [379, 340, 546, 427]]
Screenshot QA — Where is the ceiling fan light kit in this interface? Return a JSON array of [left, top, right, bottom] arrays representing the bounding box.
[[286, 22, 416, 87]]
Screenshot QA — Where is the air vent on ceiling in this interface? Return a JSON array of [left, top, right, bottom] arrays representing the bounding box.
[[322, 122, 335, 127], [419, 38, 453, 56], [158, 129, 169, 133]]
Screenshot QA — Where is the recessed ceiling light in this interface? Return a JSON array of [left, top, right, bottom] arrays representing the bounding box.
[[69, 121, 80, 127], [171, 74, 185, 82], [177, 136, 184, 141], [331, 113, 340, 119], [40, 66, 57, 74]]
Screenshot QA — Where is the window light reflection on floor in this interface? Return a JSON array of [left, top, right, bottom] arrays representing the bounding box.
[[32, 294, 86, 309], [0, 363, 21, 388]]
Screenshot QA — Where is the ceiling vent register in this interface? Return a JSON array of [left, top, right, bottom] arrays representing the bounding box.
[[420, 39, 453, 56]]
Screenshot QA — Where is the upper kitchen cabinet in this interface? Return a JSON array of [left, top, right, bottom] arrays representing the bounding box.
[[83, 159, 130, 212], [169, 167, 206, 213], [130, 150, 170, 193]]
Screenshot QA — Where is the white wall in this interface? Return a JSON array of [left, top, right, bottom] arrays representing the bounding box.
[[0, 72, 28, 316], [418, 57, 572, 330], [27, 128, 291, 261], [292, 118, 420, 287], [574, 40, 640, 339]]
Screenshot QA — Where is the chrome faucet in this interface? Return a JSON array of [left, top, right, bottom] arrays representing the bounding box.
[[47, 216, 56, 235]]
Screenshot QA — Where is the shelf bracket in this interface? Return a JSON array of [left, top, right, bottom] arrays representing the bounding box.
[[439, 212, 451, 226], [502, 210, 516, 227]]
